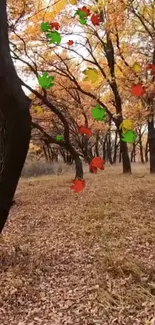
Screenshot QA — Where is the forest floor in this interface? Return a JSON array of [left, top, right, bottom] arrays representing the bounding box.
[[1, 163, 155, 325]]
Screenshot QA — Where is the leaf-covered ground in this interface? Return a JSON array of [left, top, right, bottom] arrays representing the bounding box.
[[1, 164, 155, 325]]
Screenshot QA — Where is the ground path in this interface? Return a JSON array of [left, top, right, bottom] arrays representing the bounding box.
[[1, 164, 155, 325]]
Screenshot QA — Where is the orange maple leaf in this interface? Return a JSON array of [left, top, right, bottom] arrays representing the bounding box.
[[78, 6, 90, 16], [67, 40, 74, 46], [130, 83, 145, 97], [49, 22, 60, 30], [90, 157, 105, 174], [146, 64, 155, 75], [91, 14, 101, 26], [78, 126, 92, 137], [70, 179, 85, 192]]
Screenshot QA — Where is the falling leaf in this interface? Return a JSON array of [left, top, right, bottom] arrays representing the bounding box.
[[78, 6, 90, 16], [78, 126, 92, 137], [33, 106, 43, 113], [49, 22, 60, 30], [38, 72, 55, 89], [79, 18, 87, 24], [46, 31, 62, 45], [132, 62, 141, 73], [146, 64, 155, 75], [130, 83, 145, 97], [70, 179, 85, 192], [90, 157, 105, 174], [91, 14, 102, 25], [74, 9, 87, 19], [67, 40, 74, 45], [91, 104, 107, 121], [119, 119, 134, 133], [121, 130, 137, 143], [56, 134, 63, 141], [83, 68, 99, 83], [41, 22, 50, 32]]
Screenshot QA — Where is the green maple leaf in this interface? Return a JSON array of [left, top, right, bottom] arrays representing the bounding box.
[[46, 31, 62, 45], [91, 105, 107, 121], [38, 72, 55, 89], [79, 17, 87, 24], [121, 130, 137, 143], [56, 134, 63, 141], [75, 10, 87, 19], [41, 22, 50, 32]]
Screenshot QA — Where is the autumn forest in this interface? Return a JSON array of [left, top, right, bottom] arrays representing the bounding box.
[[1, 0, 155, 324]]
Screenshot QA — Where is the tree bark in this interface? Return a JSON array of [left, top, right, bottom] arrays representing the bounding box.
[[119, 131, 131, 173], [145, 138, 149, 163], [107, 131, 113, 164], [148, 117, 155, 173], [0, 0, 31, 233], [113, 130, 118, 164], [131, 142, 136, 163], [95, 131, 99, 156]]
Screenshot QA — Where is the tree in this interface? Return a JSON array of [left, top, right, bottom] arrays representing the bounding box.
[[127, 0, 155, 172], [9, 0, 132, 174], [0, 0, 31, 233]]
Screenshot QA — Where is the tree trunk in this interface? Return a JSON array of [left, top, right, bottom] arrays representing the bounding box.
[[107, 131, 113, 164], [145, 138, 149, 163], [95, 131, 99, 156], [74, 155, 83, 179], [148, 118, 155, 173], [139, 135, 144, 163], [103, 133, 107, 161], [119, 131, 131, 173], [0, 0, 31, 233], [131, 142, 136, 163], [113, 130, 118, 164], [119, 143, 121, 163]]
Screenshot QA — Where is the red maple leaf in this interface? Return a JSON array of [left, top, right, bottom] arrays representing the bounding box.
[[70, 179, 85, 192], [91, 14, 101, 26], [78, 126, 92, 138], [90, 157, 105, 174], [146, 64, 155, 75], [78, 6, 90, 16], [49, 22, 60, 30], [67, 40, 74, 46], [130, 83, 145, 97]]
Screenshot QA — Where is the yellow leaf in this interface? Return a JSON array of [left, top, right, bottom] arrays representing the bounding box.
[[83, 68, 99, 84], [132, 62, 141, 73], [33, 106, 43, 113], [119, 119, 134, 133]]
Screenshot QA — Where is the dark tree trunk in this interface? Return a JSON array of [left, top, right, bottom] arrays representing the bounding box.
[[65, 142, 83, 179], [0, 0, 31, 233], [119, 143, 121, 163], [107, 131, 113, 164], [47, 146, 52, 161], [119, 131, 131, 173], [74, 155, 83, 179], [88, 153, 94, 173], [102, 135, 107, 161], [145, 138, 149, 163], [139, 135, 144, 163], [43, 145, 49, 161], [148, 117, 155, 173], [95, 131, 99, 156], [131, 143, 136, 163]]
